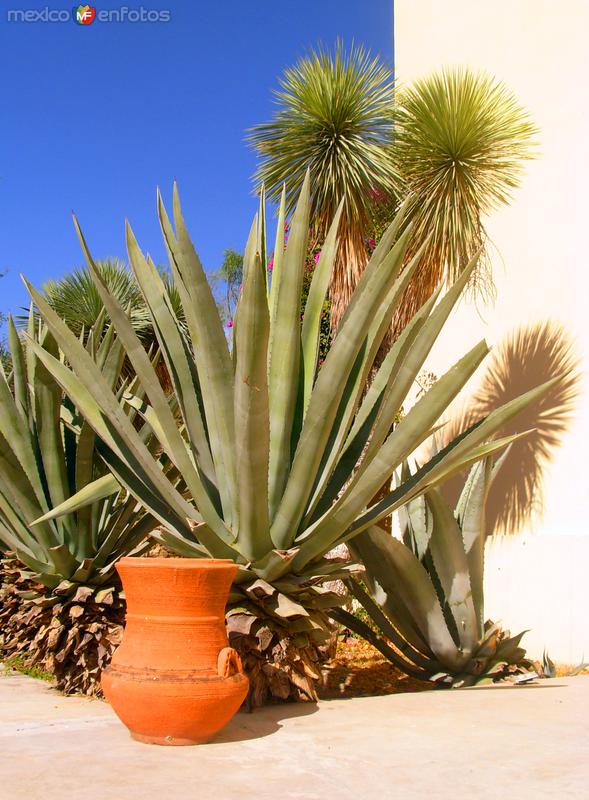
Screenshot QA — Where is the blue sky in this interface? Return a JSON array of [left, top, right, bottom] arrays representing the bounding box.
[[0, 0, 393, 319]]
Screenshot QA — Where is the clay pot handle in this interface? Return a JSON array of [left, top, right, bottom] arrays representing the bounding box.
[[217, 647, 244, 678]]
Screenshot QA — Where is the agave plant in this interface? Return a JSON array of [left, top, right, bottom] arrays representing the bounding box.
[[23, 176, 558, 705], [0, 312, 158, 693], [339, 453, 532, 687]]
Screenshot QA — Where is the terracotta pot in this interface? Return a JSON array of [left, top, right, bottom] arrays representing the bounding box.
[[101, 557, 248, 745]]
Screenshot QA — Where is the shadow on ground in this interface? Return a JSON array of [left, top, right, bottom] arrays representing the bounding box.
[[211, 700, 319, 743]]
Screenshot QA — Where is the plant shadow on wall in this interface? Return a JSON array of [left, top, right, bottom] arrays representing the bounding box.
[[441, 321, 581, 534]]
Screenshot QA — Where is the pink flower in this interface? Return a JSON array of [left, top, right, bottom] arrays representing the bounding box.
[[226, 320, 234, 329], [368, 238, 376, 249], [314, 251, 321, 264], [267, 257, 274, 272]]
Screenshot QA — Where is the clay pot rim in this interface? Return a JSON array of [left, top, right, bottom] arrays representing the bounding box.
[[119, 557, 236, 569]]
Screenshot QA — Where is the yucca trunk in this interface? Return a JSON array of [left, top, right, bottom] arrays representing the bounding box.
[[328, 231, 369, 332]]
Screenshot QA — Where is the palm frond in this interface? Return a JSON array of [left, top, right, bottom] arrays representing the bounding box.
[[42, 259, 149, 339]]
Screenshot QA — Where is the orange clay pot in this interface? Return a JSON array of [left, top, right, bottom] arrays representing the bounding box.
[[101, 558, 248, 745]]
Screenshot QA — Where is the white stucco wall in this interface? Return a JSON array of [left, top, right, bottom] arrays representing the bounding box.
[[395, 0, 588, 662], [484, 535, 588, 664]]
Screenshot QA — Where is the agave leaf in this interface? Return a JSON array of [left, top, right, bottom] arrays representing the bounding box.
[[346, 577, 440, 671], [361, 253, 481, 474], [424, 488, 479, 655], [308, 291, 437, 524], [332, 249, 480, 509], [300, 199, 343, 411], [0, 434, 58, 553], [160, 185, 237, 525], [268, 184, 286, 337], [75, 216, 217, 502], [25, 303, 37, 395], [272, 223, 413, 549], [8, 317, 28, 421], [349, 534, 434, 658], [0, 352, 52, 518], [299, 233, 425, 527], [33, 330, 75, 547], [336, 195, 412, 331], [257, 185, 268, 292], [125, 223, 226, 528], [48, 543, 79, 579], [267, 171, 311, 518], [345, 289, 438, 452], [350, 525, 466, 670], [330, 606, 430, 679], [20, 303, 205, 534], [0, 486, 49, 559], [293, 340, 489, 565], [94, 440, 206, 544], [347, 432, 532, 541], [234, 248, 272, 561], [1, 293, 160, 594], [455, 458, 491, 631], [400, 487, 432, 560], [74, 419, 99, 548], [491, 630, 528, 665], [31, 474, 120, 525], [393, 376, 564, 515], [434, 376, 564, 479]]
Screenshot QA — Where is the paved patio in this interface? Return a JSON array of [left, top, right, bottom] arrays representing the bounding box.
[[1, 671, 587, 799]]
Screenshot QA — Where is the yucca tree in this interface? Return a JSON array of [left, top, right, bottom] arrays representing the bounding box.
[[24, 177, 557, 706], [0, 312, 158, 694], [390, 67, 537, 335], [249, 42, 397, 328]]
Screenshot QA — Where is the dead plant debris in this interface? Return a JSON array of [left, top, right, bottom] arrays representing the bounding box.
[[318, 638, 433, 699]]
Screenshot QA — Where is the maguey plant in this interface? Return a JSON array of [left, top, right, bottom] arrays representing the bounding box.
[[23, 175, 558, 705], [0, 312, 157, 693], [339, 452, 535, 686]]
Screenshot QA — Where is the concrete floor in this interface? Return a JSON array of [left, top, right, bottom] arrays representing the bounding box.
[[1, 672, 587, 800]]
